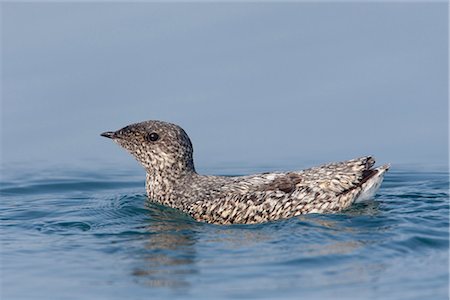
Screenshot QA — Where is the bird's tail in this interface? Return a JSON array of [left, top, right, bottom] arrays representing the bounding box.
[[354, 164, 390, 203]]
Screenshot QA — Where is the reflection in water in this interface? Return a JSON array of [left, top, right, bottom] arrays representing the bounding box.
[[130, 199, 386, 290], [131, 204, 199, 289]]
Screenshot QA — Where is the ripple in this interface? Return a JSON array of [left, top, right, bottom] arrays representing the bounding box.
[[38, 221, 92, 234], [0, 179, 143, 196]]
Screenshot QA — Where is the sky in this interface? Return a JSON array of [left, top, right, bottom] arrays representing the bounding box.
[[1, 2, 448, 173]]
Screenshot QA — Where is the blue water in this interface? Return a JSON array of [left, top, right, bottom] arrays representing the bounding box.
[[1, 164, 449, 300]]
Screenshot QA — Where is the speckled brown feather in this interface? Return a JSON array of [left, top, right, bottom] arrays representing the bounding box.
[[102, 120, 389, 224]]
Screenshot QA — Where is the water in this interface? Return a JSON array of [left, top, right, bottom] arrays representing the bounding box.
[[1, 163, 449, 300]]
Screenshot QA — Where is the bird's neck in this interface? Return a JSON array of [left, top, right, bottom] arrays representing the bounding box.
[[145, 163, 196, 208]]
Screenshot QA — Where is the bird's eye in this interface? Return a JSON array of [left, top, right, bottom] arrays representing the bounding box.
[[147, 132, 159, 142]]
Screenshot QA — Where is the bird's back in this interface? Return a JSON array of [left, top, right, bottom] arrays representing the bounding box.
[[181, 156, 388, 224]]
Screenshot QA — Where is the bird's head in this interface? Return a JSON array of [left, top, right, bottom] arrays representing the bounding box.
[[101, 120, 195, 176]]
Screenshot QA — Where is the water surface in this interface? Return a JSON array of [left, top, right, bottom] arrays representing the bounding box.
[[1, 164, 448, 299]]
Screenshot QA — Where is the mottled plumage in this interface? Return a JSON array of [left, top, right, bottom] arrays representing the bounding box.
[[101, 120, 389, 224]]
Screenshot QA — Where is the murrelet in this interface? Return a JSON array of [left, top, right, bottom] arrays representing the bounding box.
[[101, 120, 389, 225]]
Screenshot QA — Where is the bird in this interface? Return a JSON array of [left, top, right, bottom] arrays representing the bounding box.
[[101, 120, 389, 225]]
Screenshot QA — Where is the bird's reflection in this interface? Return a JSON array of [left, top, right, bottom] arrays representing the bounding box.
[[131, 203, 199, 289], [130, 200, 383, 289]]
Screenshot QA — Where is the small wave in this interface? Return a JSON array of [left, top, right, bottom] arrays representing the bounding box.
[[384, 234, 449, 255], [37, 221, 92, 234], [0, 179, 143, 196]]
